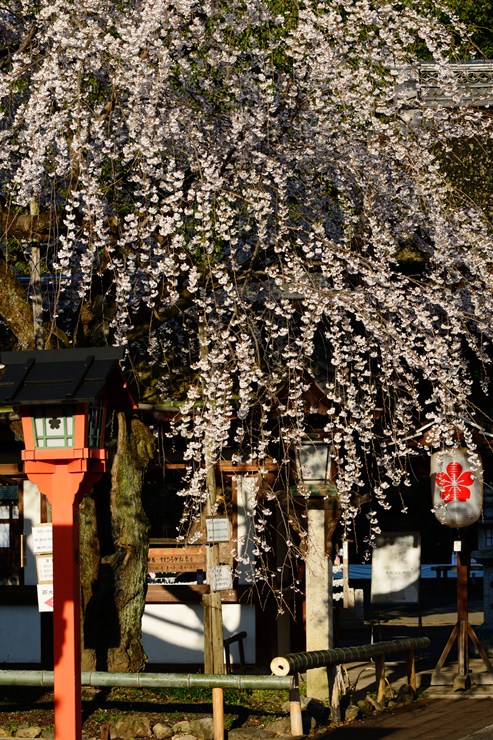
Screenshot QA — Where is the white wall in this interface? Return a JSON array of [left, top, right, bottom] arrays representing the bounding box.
[[23, 480, 42, 585], [142, 603, 256, 664], [235, 476, 257, 585], [1, 482, 259, 667]]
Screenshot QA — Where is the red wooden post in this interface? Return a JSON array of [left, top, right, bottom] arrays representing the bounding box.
[[51, 479, 83, 739], [23, 458, 104, 740], [0, 347, 133, 740]]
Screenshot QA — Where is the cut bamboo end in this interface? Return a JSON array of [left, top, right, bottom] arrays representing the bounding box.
[[270, 657, 291, 676]]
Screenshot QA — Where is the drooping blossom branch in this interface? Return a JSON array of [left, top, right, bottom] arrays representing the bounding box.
[[1, 0, 492, 577]]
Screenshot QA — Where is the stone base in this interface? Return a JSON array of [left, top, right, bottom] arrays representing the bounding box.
[[431, 669, 493, 687]]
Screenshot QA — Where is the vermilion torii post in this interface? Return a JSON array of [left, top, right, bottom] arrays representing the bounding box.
[[21, 414, 106, 740], [27, 462, 104, 736]]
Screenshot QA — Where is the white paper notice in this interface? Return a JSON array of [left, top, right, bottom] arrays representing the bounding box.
[[32, 524, 53, 554], [37, 584, 54, 612], [209, 565, 233, 592], [206, 517, 231, 543]]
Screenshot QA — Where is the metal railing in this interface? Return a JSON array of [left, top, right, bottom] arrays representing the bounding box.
[[223, 630, 247, 673]]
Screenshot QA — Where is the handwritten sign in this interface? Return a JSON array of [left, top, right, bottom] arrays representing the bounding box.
[[206, 517, 231, 543], [32, 524, 53, 554], [371, 532, 421, 604], [209, 565, 233, 592], [36, 554, 53, 584], [147, 546, 206, 574]]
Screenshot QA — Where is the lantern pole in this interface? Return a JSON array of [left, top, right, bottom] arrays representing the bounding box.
[[456, 541, 469, 680], [433, 536, 492, 687], [23, 458, 105, 740], [430, 448, 493, 686]]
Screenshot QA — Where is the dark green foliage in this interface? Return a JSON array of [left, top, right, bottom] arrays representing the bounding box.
[[444, 0, 493, 58]]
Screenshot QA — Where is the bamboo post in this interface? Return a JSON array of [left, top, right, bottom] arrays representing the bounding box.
[[289, 674, 303, 736], [375, 654, 386, 704], [406, 648, 416, 693], [329, 666, 341, 723], [212, 683, 224, 740]]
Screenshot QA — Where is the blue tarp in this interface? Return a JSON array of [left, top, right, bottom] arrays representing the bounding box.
[[333, 563, 483, 580]]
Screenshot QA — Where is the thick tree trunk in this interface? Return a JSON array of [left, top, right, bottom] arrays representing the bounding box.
[[0, 257, 35, 350], [80, 414, 154, 672], [80, 493, 102, 671], [106, 412, 154, 672], [0, 249, 66, 349]]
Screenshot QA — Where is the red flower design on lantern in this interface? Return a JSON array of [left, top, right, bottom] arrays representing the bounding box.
[[436, 461, 474, 502]]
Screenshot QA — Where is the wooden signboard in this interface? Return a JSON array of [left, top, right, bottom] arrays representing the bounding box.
[[148, 546, 206, 574]]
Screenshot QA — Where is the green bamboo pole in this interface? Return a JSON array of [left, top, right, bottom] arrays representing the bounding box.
[[0, 670, 293, 691]]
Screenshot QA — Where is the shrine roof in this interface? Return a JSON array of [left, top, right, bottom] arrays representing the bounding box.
[[0, 347, 132, 407]]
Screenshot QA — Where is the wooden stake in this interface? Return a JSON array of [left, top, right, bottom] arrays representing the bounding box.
[[203, 592, 213, 675], [290, 675, 304, 736], [406, 649, 416, 693], [375, 655, 386, 704], [199, 340, 227, 740], [212, 687, 225, 740]]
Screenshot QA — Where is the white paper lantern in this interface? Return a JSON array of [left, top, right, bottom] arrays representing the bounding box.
[[430, 449, 483, 528]]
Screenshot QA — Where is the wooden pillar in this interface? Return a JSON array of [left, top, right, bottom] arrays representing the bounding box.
[[203, 449, 225, 740], [305, 506, 332, 701], [25, 463, 87, 740], [457, 544, 469, 679]]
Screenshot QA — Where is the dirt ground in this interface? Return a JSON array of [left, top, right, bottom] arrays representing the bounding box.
[[0, 685, 300, 738]]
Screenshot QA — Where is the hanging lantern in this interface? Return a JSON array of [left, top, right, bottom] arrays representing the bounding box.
[[298, 439, 331, 485], [295, 438, 337, 497], [430, 448, 483, 528]]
